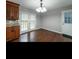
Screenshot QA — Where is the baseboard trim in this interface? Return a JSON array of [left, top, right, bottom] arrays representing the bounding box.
[[39, 28, 62, 35], [40, 27, 62, 34], [63, 34, 72, 39]]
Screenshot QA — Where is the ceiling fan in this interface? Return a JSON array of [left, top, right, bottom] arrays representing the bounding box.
[[36, 0, 47, 13]]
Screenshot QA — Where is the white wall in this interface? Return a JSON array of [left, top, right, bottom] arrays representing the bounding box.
[[41, 10, 62, 33], [36, 13, 42, 29], [41, 5, 72, 34]]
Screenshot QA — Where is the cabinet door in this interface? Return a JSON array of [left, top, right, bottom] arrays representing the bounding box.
[[14, 26, 20, 38], [6, 1, 19, 20], [6, 27, 15, 41], [6, 2, 14, 20], [6, 3, 9, 19], [13, 5, 19, 20], [6, 2, 12, 20]]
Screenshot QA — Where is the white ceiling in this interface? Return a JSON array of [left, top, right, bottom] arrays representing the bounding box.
[[7, 0, 72, 11]]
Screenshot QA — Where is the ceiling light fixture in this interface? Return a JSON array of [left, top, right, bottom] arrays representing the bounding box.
[[36, 0, 47, 13]]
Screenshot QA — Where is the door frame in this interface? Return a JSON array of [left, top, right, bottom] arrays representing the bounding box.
[[61, 9, 72, 35]]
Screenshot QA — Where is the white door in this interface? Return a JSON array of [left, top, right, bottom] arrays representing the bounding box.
[[62, 10, 72, 36]]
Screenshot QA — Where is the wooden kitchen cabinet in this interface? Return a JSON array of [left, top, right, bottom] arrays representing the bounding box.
[[6, 27, 15, 41], [6, 1, 19, 20], [14, 26, 20, 38], [6, 26, 20, 42]]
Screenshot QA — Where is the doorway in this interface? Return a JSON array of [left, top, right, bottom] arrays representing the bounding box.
[[62, 10, 72, 36]]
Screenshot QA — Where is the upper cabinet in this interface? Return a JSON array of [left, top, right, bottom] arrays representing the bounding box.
[[6, 1, 19, 20]]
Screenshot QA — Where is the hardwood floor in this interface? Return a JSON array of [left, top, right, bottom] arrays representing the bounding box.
[[10, 29, 72, 42]]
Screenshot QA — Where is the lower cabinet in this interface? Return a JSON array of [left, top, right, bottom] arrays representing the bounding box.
[[6, 26, 20, 42], [14, 26, 20, 38]]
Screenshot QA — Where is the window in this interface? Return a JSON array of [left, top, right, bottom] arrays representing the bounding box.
[[20, 11, 36, 34], [64, 12, 72, 23], [29, 15, 36, 30], [19, 12, 29, 33]]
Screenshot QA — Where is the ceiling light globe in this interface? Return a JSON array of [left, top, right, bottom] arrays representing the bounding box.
[[36, 8, 40, 12]]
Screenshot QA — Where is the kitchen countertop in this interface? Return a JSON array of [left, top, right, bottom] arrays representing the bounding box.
[[6, 20, 20, 27], [6, 24, 20, 27]]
